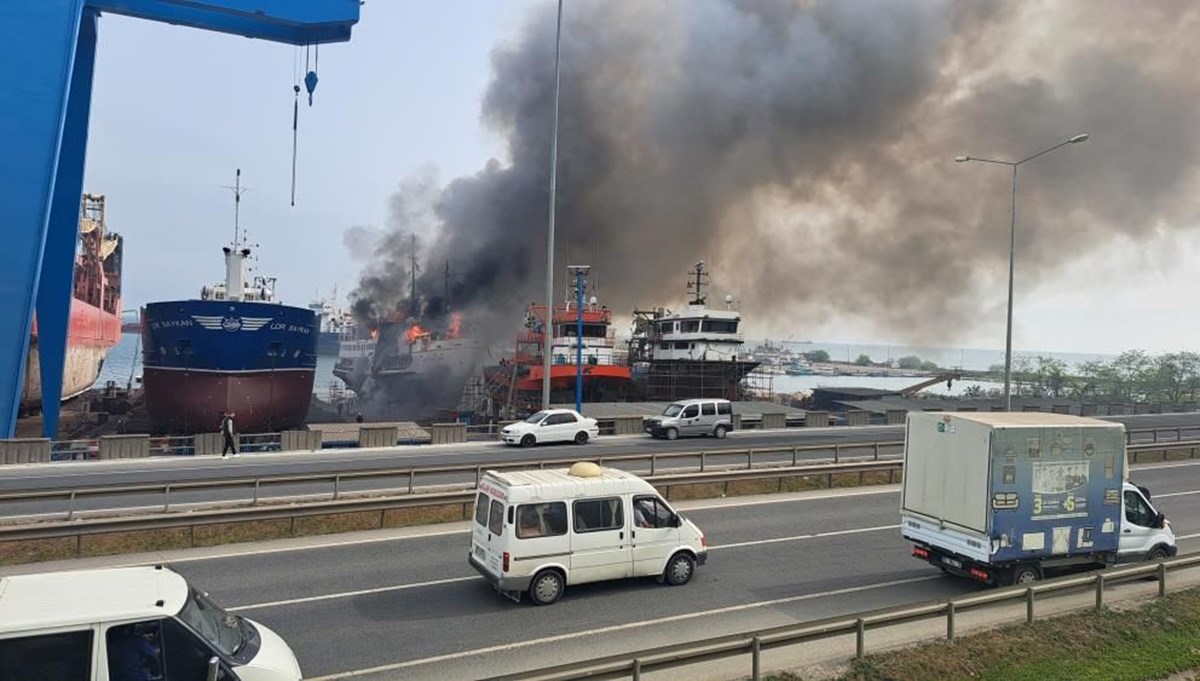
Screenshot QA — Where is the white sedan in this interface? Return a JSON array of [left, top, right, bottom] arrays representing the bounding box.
[[501, 409, 599, 447]]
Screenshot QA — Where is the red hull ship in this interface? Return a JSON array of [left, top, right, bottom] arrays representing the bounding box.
[[486, 273, 632, 416], [20, 194, 122, 413]]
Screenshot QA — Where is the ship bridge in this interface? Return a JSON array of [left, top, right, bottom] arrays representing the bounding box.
[[0, 1, 360, 437]]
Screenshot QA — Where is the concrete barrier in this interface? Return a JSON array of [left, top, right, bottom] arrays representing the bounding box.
[[1080, 404, 1098, 416], [1185, 401, 1198, 412], [194, 432, 223, 456], [761, 412, 787, 430], [1021, 405, 1042, 413], [846, 410, 871, 427], [612, 416, 645, 435], [1052, 404, 1071, 414], [0, 438, 51, 465], [956, 406, 977, 412], [1149, 403, 1163, 414], [280, 430, 321, 451], [804, 411, 829, 428], [990, 405, 1006, 412], [358, 426, 398, 448], [1109, 404, 1127, 415], [430, 423, 467, 445], [886, 409, 907, 425], [731, 413, 742, 430], [99, 434, 150, 459], [1134, 403, 1151, 415]]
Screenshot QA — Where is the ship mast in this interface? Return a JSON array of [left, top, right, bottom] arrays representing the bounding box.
[[686, 260, 708, 306], [221, 169, 251, 302]]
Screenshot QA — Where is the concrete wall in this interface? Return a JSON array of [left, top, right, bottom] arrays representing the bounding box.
[[430, 423, 467, 445], [1052, 404, 1071, 414], [194, 432, 223, 456], [886, 409, 907, 425], [0, 438, 51, 464], [99, 434, 149, 459], [612, 416, 645, 435], [359, 426, 398, 448], [846, 410, 872, 426], [1080, 404, 1098, 416], [804, 411, 829, 428], [280, 430, 321, 451], [731, 413, 742, 430], [761, 412, 786, 430], [1021, 405, 1042, 413]]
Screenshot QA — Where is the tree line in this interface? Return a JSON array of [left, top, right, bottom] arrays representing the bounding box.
[[966, 351, 1200, 403]]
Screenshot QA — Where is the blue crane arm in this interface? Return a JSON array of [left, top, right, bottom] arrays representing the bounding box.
[[88, 0, 359, 44]]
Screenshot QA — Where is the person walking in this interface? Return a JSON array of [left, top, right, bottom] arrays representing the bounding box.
[[221, 412, 238, 458]]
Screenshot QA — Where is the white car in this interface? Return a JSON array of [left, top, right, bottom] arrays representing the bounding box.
[[501, 409, 599, 447]]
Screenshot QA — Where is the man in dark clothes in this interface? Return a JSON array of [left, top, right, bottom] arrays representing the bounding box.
[[221, 412, 238, 457]]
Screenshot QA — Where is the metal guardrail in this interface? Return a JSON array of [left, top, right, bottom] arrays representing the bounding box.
[[0, 460, 904, 545], [0, 441, 906, 521], [497, 553, 1200, 681]]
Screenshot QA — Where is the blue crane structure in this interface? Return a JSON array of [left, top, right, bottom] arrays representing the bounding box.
[[0, 1, 359, 439]]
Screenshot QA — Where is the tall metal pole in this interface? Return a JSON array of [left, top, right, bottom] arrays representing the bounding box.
[[542, 0, 564, 410], [575, 269, 585, 413], [1004, 165, 1017, 411]]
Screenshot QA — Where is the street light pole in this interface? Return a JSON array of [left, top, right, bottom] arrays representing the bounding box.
[[956, 133, 1089, 411], [542, 0, 564, 411], [570, 265, 590, 413]]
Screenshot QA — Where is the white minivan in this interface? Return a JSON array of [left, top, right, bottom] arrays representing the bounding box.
[[468, 462, 708, 605], [0, 565, 302, 681]]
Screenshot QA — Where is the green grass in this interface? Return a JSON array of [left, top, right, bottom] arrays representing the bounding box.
[[826, 589, 1200, 681]]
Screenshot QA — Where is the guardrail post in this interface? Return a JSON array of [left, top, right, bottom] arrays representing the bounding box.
[[747, 449, 753, 470], [333, 475, 341, 501], [855, 618, 865, 659], [475, 466, 483, 486], [253, 480, 261, 505], [874, 442, 880, 461], [1159, 562, 1167, 598], [791, 446, 798, 466], [632, 659, 641, 681], [1095, 574, 1105, 610], [751, 636, 761, 680], [700, 451, 707, 472], [834, 445, 840, 464], [408, 470, 415, 494], [651, 455, 658, 476], [164, 485, 171, 513], [946, 601, 955, 642], [67, 491, 77, 521], [1026, 587, 1034, 624]]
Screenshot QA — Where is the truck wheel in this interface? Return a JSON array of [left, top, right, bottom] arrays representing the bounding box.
[[665, 427, 678, 441], [528, 569, 564, 605], [664, 552, 695, 586], [520, 434, 536, 447], [1146, 546, 1169, 562], [714, 425, 727, 439], [1010, 566, 1041, 586]]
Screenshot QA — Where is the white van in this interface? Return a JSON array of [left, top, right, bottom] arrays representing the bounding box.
[[645, 398, 734, 440], [468, 462, 708, 605], [0, 565, 302, 681]]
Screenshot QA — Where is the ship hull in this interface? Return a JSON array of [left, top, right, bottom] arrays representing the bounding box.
[[633, 359, 761, 402], [141, 300, 318, 434], [20, 298, 121, 412], [317, 331, 341, 356]]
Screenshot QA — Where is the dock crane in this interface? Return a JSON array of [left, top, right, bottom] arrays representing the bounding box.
[[0, 0, 360, 438]]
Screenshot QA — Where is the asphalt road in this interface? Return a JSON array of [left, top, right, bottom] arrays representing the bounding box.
[[40, 456, 1194, 680], [2, 413, 1199, 520]]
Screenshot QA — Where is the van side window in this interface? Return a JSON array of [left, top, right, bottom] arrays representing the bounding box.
[[717, 402, 732, 415], [682, 405, 699, 418], [701, 403, 715, 416], [489, 499, 505, 536], [0, 629, 92, 681], [474, 493, 489, 527], [162, 617, 233, 681], [516, 502, 568, 539], [1124, 491, 1155, 527], [633, 496, 675, 528], [107, 621, 164, 681], [573, 497, 624, 532]]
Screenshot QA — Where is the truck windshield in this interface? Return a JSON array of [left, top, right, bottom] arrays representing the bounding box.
[[177, 587, 247, 658], [663, 404, 683, 417]]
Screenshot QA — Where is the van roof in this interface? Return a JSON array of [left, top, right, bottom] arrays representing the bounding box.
[[482, 466, 656, 501], [0, 566, 189, 633], [915, 412, 1120, 428], [670, 398, 730, 404]]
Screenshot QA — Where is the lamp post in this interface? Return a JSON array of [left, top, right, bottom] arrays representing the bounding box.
[[956, 133, 1089, 411], [569, 265, 590, 413], [542, 0, 564, 411]]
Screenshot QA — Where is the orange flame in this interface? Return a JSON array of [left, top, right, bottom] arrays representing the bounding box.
[[446, 312, 463, 339], [405, 324, 427, 344]]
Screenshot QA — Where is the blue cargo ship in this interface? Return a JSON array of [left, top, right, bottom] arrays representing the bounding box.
[[140, 171, 318, 434]]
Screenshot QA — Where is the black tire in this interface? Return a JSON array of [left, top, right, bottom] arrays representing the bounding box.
[[714, 425, 727, 439], [574, 431, 589, 445], [1009, 565, 1041, 586], [520, 434, 536, 448], [664, 552, 696, 586], [1147, 546, 1169, 562], [528, 569, 565, 605], [665, 427, 679, 441]]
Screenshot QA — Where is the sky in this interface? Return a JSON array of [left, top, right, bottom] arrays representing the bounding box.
[[82, 1, 1200, 357]]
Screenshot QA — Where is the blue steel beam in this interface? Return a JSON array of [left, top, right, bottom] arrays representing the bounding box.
[[0, 0, 358, 439], [89, 0, 359, 44], [37, 9, 100, 439]]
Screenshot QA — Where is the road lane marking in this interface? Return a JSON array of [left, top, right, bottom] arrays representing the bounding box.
[[712, 524, 899, 550], [1153, 489, 1200, 498], [302, 575, 939, 680], [227, 576, 478, 611]]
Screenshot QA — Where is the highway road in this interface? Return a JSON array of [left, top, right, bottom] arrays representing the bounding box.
[[7, 456, 1195, 680], [2, 413, 1200, 519]]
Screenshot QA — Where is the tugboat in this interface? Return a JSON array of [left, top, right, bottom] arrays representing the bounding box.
[[140, 171, 318, 434]]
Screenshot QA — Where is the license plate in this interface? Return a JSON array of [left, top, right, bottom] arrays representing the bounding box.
[[474, 545, 486, 561], [941, 556, 962, 569]]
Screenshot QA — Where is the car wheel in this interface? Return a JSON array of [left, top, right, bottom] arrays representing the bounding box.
[[665, 427, 678, 441], [529, 569, 565, 605], [1147, 546, 1169, 562], [714, 425, 727, 439], [520, 434, 536, 448], [664, 552, 695, 586], [1009, 565, 1041, 586], [574, 431, 588, 445]]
